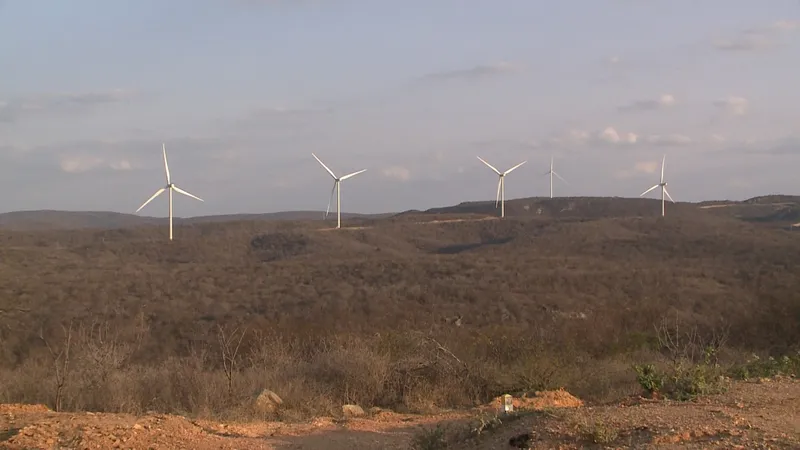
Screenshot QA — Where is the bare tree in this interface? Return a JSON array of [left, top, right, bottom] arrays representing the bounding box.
[[39, 321, 74, 412], [656, 314, 730, 366], [217, 324, 247, 400]]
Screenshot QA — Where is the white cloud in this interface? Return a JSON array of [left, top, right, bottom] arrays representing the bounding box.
[[548, 127, 639, 147], [618, 94, 676, 112], [614, 161, 659, 179], [714, 96, 748, 115], [598, 127, 638, 144], [381, 166, 411, 181]]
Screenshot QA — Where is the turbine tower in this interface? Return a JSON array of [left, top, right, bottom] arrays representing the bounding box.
[[543, 156, 567, 199], [135, 143, 204, 240], [312, 153, 367, 229], [476, 156, 527, 218], [639, 154, 674, 217]]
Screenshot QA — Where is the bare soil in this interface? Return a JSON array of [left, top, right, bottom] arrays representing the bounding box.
[[1, 380, 798, 449]]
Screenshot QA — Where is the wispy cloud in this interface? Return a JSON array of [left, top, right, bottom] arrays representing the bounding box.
[[420, 61, 519, 81], [381, 166, 411, 181], [713, 96, 748, 115], [0, 89, 134, 123], [712, 34, 774, 52], [712, 19, 800, 52], [617, 94, 675, 112], [618, 94, 676, 112], [744, 137, 800, 156], [644, 134, 693, 146], [59, 155, 135, 174], [549, 127, 699, 150]]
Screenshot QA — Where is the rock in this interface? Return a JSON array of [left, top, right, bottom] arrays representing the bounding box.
[[254, 389, 283, 414], [342, 404, 365, 418]]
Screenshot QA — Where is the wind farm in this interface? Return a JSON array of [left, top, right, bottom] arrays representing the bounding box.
[[5, 2, 800, 449]]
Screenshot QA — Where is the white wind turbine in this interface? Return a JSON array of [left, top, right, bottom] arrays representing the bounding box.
[[312, 153, 367, 229], [543, 156, 567, 198], [476, 156, 527, 218], [135, 143, 204, 240], [639, 154, 674, 217]]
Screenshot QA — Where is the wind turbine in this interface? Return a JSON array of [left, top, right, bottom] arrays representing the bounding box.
[[476, 156, 527, 218], [639, 154, 674, 217], [312, 153, 367, 229], [135, 143, 204, 240], [543, 156, 567, 198]]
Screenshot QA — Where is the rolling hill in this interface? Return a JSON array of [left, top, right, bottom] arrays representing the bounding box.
[[0, 195, 798, 422], [2, 195, 799, 231], [0, 209, 387, 231]]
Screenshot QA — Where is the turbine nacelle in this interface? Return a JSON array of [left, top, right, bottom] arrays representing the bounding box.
[[135, 143, 204, 240], [639, 154, 674, 217], [476, 156, 526, 218], [312, 153, 366, 229]]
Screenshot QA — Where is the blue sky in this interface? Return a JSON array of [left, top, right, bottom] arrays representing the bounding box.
[[2, 0, 800, 215]]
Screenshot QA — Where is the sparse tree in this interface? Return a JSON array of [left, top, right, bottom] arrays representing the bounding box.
[[39, 321, 74, 412], [216, 324, 247, 400]]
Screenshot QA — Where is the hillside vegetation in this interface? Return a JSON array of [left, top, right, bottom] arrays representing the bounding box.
[[0, 197, 798, 422]]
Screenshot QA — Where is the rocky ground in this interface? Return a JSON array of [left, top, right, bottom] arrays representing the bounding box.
[[1, 379, 798, 449]]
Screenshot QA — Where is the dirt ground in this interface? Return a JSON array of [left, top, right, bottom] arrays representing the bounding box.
[[1, 379, 798, 449]]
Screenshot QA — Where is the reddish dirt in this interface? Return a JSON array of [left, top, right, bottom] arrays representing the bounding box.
[[1, 381, 798, 449]]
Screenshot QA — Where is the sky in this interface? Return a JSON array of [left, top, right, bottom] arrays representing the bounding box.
[[2, 0, 800, 216]]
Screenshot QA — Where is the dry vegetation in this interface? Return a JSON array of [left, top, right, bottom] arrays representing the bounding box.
[[0, 197, 799, 446]]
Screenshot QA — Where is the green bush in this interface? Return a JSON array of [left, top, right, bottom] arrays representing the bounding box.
[[730, 353, 800, 380]]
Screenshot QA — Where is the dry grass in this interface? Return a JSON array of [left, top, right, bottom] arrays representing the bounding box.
[[0, 201, 799, 420]]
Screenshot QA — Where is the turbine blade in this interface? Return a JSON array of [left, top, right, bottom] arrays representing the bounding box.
[[640, 185, 659, 197], [542, 170, 551, 176], [503, 160, 527, 175], [312, 153, 337, 179], [162, 143, 171, 185], [664, 187, 675, 203], [172, 185, 204, 202], [340, 168, 366, 180], [553, 171, 568, 184], [135, 188, 166, 213], [476, 156, 501, 175], [325, 181, 336, 218], [660, 154, 666, 183], [495, 178, 501, 208]]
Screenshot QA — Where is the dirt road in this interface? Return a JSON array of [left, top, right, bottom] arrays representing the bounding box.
[[1, 380, 798, 449]]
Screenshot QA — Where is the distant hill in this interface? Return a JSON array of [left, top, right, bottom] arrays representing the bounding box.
[[0, 210, 388, 231], [2, 195, 800, 231]]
